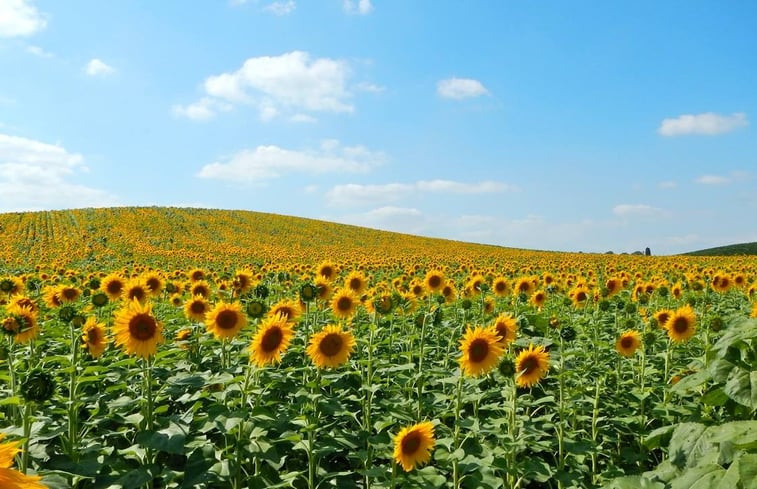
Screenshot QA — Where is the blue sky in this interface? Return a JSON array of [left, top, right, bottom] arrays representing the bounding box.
[[1, 0, 755, 255]]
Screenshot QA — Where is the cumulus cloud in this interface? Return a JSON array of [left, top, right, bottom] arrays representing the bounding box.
[[176, 51, 356, 122], [437, 77, 489, 99], [197, 140, 384, 183], [343, 0, 373, 15], [85, 58, 115, 77], [0, 133, 117, 211], [326, 180, 516, 206], [264, 1, 295, 15], [0, 0, 46, 38], [612, 204, 668, 218], [658, 112, 748, 136], [695, 174, 730, 185]]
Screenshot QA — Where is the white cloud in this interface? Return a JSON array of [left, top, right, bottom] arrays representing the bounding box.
[[612, 204, 668, 218], [658, 181, 677, 189], [355, 82, 385, 93], [658, 112, 748, 136], [326, 179, 515, 206], [437, 77, 489, 99], [343, 0, 373, 15], [0, 133, 117, 211], [695, 174, 730, 185], [85, 58, 115, 77], [26, 45, 52, 57], [177, 51, 355, 122], [290, 113, 317, 123], [0, 0, 46, 38], [197, 140, 383, 183], [264, 1, 295, 15]]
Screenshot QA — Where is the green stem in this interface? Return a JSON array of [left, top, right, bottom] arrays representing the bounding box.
[[557, 338, 565, 484], [590, 378, 602, 486], [416, 310, 428, 420], [7, 338, 19, 424], [21, 401, 33, 474], [507, 379, 518, 489], [452, 374, 464, 489], [364, 316, 376, 489], [308, 369, 320, 489], [68, 320, 80, 459]]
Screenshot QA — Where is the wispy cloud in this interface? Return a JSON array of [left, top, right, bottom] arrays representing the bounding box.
[[85, 58, 115, 77], [612, 204, 669, 218], [658, 112, 748, 136], [437, 77, 489, 99], [326, 180, 516, 206], [263, 1, 295, 15], [343, 0, 373, 15]]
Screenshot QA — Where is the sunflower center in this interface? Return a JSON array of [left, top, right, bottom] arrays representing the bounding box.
[[620, 337, 634, 349], [146, 278, 160, 290], [321, 266, 333, 279], [62, 288, 78, 300], [575, 291, 587, 302], [261, 326, 283, 352], [495, 282, 506, 293], [107, 281, 123, 295], [88, 328, 101, 343], [275, 306, 293, 319], [401, 432, 422, 455], [469, 339, 490, 363], [190, 301, 206, 314], [319, 333, 344, 357], [658, 313, 670, 324], [520, 356, 538, 374], [193, 286, 209, 297], [129, 287, 146, 301], [442, 286, 452, 297], [349, 278, 362, 291], [672, 317, 689, 334], [216, 310, 238, 330], [129, 313, 157, 341], [428, 276, 441, 289], [336, 296, 353, 312], [518, 282, 529, 293]]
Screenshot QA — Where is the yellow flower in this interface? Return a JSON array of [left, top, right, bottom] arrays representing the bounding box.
[[113, 299, 164, 358], [82, 317, 107, 358], [424, 270, 444, 293], [515, 344, 549, 388], [393, 421, 435, 472], [268, 298, 302, 323], [664, 305, 697, 343], [330, 288, 359, 320], [184, 295, 210, 322], [615, 330, 641, 357], [100, 273, 126, 301], [205, 301, 247, 340], [0, 434, 48, 488], [492, 313, 517, 346], [249, 313, 294, 367], [458, 325, 504, 377], [2, 303, 39, 344], [306, 325, 356, 368]]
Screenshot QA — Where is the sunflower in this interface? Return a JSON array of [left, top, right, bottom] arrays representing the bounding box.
[[101, 273, 126, 301], [711, 273, 731, 293], [184, 295, 210, 322], [142, 272, 164, 297], [492, 276, 510, 297], [176, 328, 192, 349], [515, 344, 550, 388], [330, 288, 359, 320], [113, 300, 164, 358], [466, 274, 485, 296], [751, 302, 757, 318], [653, 309, 673, 329], [82, 317, 107, 358], [188, 268, 206, 282], [306, 325, 356, 368], [122, 278, 148, 303], [189, 280, 211, 299], [2, 304, 38, 343], [664, 305, 697, 343], [492, 313, 517, 346], [0, 434, 48, 488], [315, 277, 333, 301], [615, 330, 641, 357], [605, 277, 622, 297], [170, 293, 182, 307], [268, 298, 302, 323], [513, 277, 534, 296], [458, 325, 505, 377], [671, 282, 683, 299], [344, 270, 368, 295], [8, 295, 38, 314], [205, 301, 247, 340], [42, 285, 63, 308], [246, 300, 267, 319], [441, 282, 457, 304], [530, 290, 547, 309], [424, 270, 444, 293], [569, 286, 590, 308], [233, 270, 254, 295], [59, 285, 81, 303], [393, 421, 435, 472], [317, 261, 338, 281], [249, 313, 294, 367]]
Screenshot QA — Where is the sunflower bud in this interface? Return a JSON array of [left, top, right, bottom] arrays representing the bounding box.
[[560, 325, 577, 342], [498, 358, 516, 377], [246, 300, 267, 319], [91, 292, 109, 308], [58, 305, 77, 323], [300, 283, 317, 302], [21, 370, 56, 403], [598, 300, 611, 312], [254, 284, 269, 299]]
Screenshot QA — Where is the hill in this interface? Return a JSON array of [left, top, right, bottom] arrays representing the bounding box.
[[682, 242, 757, 257]]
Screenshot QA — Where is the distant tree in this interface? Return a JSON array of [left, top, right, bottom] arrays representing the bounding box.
[[645, 247, 651, 256]]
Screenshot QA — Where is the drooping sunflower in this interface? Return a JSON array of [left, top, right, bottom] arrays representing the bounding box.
[[615, 330, 641, 357], [653, 309, 673, 329], [424, 270, 444, 293], [664, 305, 697, 343], [330, 288, 359, 320], [113, 299, 164, 358], [2, 304, 39, 343], [306, 325, 356, 368], [122, 278, 148, 304], [458, 325, 505, 377], [492, 276, 510, 297], [268, 298, 302, 323], [344, 270, 368, 295], [82, 317, 107, 358], [393, 421, 435, 472], [205, 301, 247, 340], [249, 313, 294, 367], [515, 344, 550, 388], [101, 273, 126, 301], [492, 313, 517, 346], [0, 433, 48, 488], [184, 295, 210, 322]]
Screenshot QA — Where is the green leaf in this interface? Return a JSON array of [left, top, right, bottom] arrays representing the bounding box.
[[668, 422, 711, 468], [724, 367, 757, 408], [739, 453, 757, 489], [669, 464, 725, 489], [708, 421, 757, 446], [602, 475, 664, 489]]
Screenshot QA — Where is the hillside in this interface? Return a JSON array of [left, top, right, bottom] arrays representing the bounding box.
[[683, 242, 757, 256]]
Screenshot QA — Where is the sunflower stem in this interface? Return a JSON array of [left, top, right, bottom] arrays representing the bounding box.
[[416, 309, 428, 421], [21, 401, 33, 474], [590, 377, 601, 486], [68, 319, 80, 459], [557, 337, 565, 483], [506, 379, 518, 489], [307, 368, 320, 489], [363, 315, 376, 489], [452, 373, 464, 489], [7, 338, 20, 425]]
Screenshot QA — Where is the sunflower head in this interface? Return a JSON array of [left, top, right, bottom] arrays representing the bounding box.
[[205, 301, 247, 340], [184, 295, 210, 322], [82, 316, 108, 358], [615, 330, 641, 357], [113, 299, 164, 358], [268, 298, 302, 323], [393, 421, 435, 472], [492, 313, 517, 346], [424, 270, 444, 293], [515, 344, 550, 388], [249, 313, 294, 367], [21, 370, 56, 403], [459, 325, 505, 377], [664, 305, 697, 343], [330, 288, 359, 320], [306, 324, 356, 368]]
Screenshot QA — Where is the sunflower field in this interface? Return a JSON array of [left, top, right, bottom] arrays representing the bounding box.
[[1, 207, 756, 489]]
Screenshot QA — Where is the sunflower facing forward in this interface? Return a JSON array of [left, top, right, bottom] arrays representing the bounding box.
[[459, 325, 505, 377], [184, 295, 210, 322], [82, 317, 107, 358], [664, 305, 697, 343], [306, 325, 356, 368], [113, 299, 164, 358], [0, 434, 48, 488], [615, 330, 641, 357], [393, 421, 435, 472], [515, 344, 550, 388], [330, 288, 359, 320], [249, 313, 294, 367], [205, 301, 247, 340]]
